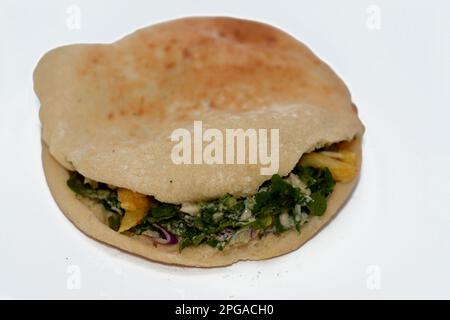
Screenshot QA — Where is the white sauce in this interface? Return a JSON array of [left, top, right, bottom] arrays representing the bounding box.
[[286, 173, 311, 195], [239, 208, 252, 221], [279, 211, 292, 228], [180, 203, 200, 216]]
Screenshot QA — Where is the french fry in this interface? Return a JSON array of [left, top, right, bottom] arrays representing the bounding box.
[[117, 189, 153, 232], [299, 151, 357, 182]]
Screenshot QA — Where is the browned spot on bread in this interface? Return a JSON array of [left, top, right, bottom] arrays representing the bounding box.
[[232, 28, 244, 42], [107, 112, 114, 120], [321, 85, 332, 96], [136, 106, 145, 116], [86, 46, 105, 63], [165, 62, 175, 69], [182, 48, 192, 58], [265, 35, 277, 43]]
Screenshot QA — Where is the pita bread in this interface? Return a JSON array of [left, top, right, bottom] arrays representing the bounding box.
[[35, 17, 364, 266]]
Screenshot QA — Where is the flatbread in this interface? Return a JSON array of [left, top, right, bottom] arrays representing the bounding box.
[[42, 137, 361, 267], [36, 17, 365, 266], [35, 17, 364, 204]]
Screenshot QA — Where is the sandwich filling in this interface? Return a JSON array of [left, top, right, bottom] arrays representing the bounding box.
[[67, 141, 357, 251]]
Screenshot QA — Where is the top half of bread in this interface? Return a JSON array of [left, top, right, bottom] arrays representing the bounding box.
[[34, 17, 364, 204]]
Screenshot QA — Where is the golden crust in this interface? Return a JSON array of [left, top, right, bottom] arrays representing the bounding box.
[[35, 17, 364, 204], [42, 138, 361, 267]]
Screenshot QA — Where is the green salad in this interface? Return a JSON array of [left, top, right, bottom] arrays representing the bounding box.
[[67, 166, 335, 251]]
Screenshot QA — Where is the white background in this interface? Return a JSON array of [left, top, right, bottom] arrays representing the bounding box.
[[1, 0, 449, 299]]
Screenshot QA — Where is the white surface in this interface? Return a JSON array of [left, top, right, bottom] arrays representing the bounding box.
[[1, 0, 449, 299]]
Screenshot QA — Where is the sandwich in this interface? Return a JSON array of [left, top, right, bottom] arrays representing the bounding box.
[[34, 17, 364, 267]]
